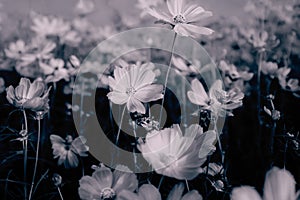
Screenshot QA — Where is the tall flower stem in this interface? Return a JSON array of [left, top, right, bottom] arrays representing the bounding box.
[[257, 50, 264, 125], [28, 118, 41, 200], [158, 176, 164, 190], [116, 106, 126, 145], [57, 187, 64, 200], [185, 179, 190, 191], [159, 33, 177, 128], [22, 109, 28, 200], [132, 122, 138, 171]]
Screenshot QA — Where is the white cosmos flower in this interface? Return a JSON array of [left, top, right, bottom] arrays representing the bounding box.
[[146, 0, 214, 38], [187, 79, 244, 117], [50, 134, 89, 168], [78, 165, 138, 200], [231, 167, 299, 200], [39, 58, 69, 83], [5, 40, 29, 59], [107, 62, 163, 114], [118, 183, 203, 200], [138, 124, 216, 180]]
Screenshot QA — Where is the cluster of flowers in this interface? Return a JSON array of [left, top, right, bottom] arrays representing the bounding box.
[[0, 0, 299, 199]]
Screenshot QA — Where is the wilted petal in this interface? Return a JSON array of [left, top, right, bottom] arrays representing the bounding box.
[[6, 86, 16, 104]]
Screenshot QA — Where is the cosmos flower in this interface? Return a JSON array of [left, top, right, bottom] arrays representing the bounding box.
[[50, 134, 89, 168], [136, 0, 164, 17], [74, 0, 95, 16], [107, 62, 163, 114], [78, 165, 138, 200], [231, 167, 299, 200], [146, 0, 214, 38], [19, 37, 56, 65], [5, 40, 28, 59], [279, 78, 300, 98], [31, 12, 71, 37], [118, 183, 202, 200], [218, 60, 254, 90], [187, 79, 244, 117], [39, 58, 69, 83], [243, 29, 268, 49], [138, 124, 216, 180], [6, 78, 51, 112], [171, 56, 198, 76]]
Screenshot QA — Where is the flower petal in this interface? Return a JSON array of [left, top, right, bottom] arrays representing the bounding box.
[[112, 170, 138, 194], [263, 167, 296, 200], [139, 184, 161, 200], [107, 91, 128, 105], [127, 97, 146, 114], [231, 186, 262, 200], [147, 7, 173, 24], [92, 167, 113, 190], [78, 176, 102, 200], [182, 190, 203, 200], [134, 84, 163, 103], [117, 190, 140, 200]]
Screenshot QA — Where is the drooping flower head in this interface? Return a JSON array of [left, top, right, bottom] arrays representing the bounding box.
[[78, 165, 138, 200], [107, 62, 163, 114], [50, 134, 89, 168], [146, 0, 214, 38], [6, 78, 51, 112], [138, 124, 216, 180]]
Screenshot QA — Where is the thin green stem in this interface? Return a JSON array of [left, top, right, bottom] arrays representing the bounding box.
[[159, 33, 177, 128], [257, 51, 264, 125], [28, 118, 41, 200], [22, 110, 28, 200]]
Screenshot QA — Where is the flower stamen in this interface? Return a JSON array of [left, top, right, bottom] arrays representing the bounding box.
[[100, 187, 116, 199], [173, 14, 186, 23]]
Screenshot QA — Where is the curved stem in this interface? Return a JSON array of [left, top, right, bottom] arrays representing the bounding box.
[[158, 33, 177, 128], [22, 110, 28, 200], [28, 118, 41, 200]]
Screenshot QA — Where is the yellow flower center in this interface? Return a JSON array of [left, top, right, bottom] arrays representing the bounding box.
[[126, 87, 136, 96], [173, 14, 186, 23], [100, 187, 116, 199]]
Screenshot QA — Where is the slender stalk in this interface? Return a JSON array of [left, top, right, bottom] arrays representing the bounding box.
[[132, 122, 138, 171], [22, 110, 28, 200], [257, 50, 264, 125], [158, 176, 164, 190], [57, 187, 64, 200], [116, 106, 126, 145], [185, 179, 190, 191], [28, 118, 41, 200], [158, 33, 177, 128]]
